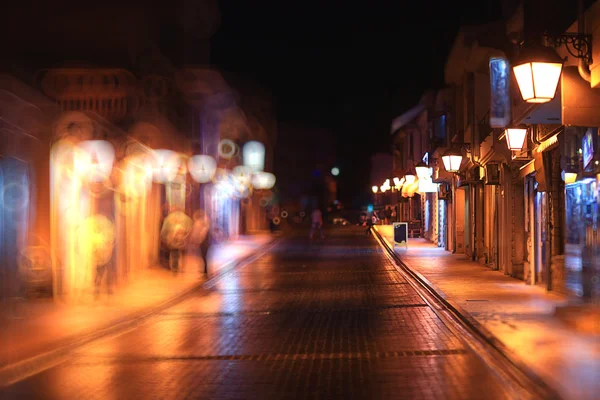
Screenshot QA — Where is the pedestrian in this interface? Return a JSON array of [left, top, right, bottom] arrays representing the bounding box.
[[385, 206, 393, 225], [365, 216, 374, 236], [309, 207, 325, 239], [189, 210, 211, 275]]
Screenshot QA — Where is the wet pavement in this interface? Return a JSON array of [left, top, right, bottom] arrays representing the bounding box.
[[1, 227, 533, 399]]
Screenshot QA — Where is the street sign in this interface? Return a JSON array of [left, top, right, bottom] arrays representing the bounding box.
[[393, 222, 408, 249]]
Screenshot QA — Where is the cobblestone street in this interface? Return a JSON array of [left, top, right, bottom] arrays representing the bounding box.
[[0, 228, 546, 399]]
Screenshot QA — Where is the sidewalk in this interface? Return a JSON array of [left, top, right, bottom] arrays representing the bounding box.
[[0, 233, 275, 384], [375, 225, 600, 400]]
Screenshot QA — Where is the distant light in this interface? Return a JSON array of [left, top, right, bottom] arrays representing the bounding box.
[[333, 200, 339, 205], [372, 185, 378, 193], [331, 167, 340, 176], [367, 204, 373, 212]]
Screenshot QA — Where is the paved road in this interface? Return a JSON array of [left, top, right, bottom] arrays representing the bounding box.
[[2, 227, 522, 399]]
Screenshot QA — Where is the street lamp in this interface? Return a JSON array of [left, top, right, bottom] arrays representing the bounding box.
[[504, 126, 529, 151], [152, 149, 181, 183], [442, 148, 463, 173], [331, 167, 340, 176], [372, 185, 378, 194], [252, 171, 276, 190], [512, 17, 593, 104], [188, 154, 217, 183], [415, 161, 429, 179], [242, 141, 265, 172], [513, 45, 564, 103]]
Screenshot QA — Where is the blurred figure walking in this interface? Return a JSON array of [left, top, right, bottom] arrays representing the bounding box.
[[309, 207, 325, 239], [189, 210, 211, 275]]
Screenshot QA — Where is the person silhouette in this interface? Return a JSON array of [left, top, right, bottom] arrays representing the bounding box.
[[309, 207, 325, 239]]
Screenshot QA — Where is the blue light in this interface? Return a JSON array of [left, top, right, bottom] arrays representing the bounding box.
[[367, 204, 373, 212]]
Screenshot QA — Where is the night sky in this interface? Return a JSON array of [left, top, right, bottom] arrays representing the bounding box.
[[211, 0, 504, 207]]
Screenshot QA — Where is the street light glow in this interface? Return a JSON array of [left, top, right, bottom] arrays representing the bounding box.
[[505, 127, 528, 151], [331, 167, 340, 176]]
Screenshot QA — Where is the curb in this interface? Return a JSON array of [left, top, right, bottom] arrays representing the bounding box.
[[371, 227, 562, 400], [0, 236, 281, 388]]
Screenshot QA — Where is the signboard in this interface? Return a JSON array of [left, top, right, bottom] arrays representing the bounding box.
[[489, 58, 511, 128], [582, 128, 596, 170], [393, 222, 408, 249]]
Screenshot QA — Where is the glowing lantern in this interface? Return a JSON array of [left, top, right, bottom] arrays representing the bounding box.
[[372, 185, 378, 193], [188, 155, 217, 183], [232, 165, 253, 187], [415, 161, 429, 179], [505, 127, 528, 151], [242, 141, 265, 172], [513, 45, 563, 103], [152, 149, 181, 183], [75, 140, 115, 183], [252, 171, 276, 190], [442, 148, 463, 173], [393, 177, 401, 186], [562, 170, 578, 184]]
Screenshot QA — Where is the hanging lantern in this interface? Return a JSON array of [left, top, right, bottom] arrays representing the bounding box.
[[252, 171, 276, 190], [415, 161, 429, 179], [232, 165, 253, 187], [442, 148, 463, 173], [152, 149, 181, 183], [372, 185, 378, 193], [562, 171, 578, 184], [188, 155, 217, 183], [242, 141, 265, 172], [75, 140, 115, 183], [513, 45, 563, 103], [505, 126, 528, 151]]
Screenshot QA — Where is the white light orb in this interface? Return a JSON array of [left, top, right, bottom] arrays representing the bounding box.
[[243, 141, 265, 172], [232, 165, 253, 187], [152, 149, 182, 183], [75, 140, 115, 183], [252, 171, 276, 190], [188, 155, 217, 183]]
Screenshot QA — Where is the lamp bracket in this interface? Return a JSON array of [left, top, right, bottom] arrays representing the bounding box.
[[544, 32, 593, 65]]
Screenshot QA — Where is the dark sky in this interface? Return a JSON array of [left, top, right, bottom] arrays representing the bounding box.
[[210, 1, 504, 206]]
